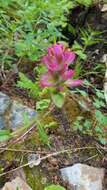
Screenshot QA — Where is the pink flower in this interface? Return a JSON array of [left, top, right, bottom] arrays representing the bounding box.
[[40, 72, 82, 89], [62, 70, 74, 80], [42, 44, 75, 72], [40, 73, 54, 88], [65, 79, 82, 87], [40, 43, 82, 90]]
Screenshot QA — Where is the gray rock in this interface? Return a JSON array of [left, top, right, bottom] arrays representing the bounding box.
[[10, 101, 36, 130], [60, 163, 105, 190], [0, 116, 6, 129], [0, 92, 11, 115], [0, 92, 36, 130]]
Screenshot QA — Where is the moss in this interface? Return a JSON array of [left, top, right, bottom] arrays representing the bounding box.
[[64, 94, 81, 124], [3, 150, 15, 162], [25, 166, 47, 190]]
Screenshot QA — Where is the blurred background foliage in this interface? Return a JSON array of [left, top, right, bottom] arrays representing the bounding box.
[[0, 0, 96, 69]]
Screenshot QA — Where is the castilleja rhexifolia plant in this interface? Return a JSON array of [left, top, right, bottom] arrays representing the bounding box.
[[40, 43, 82, 108]]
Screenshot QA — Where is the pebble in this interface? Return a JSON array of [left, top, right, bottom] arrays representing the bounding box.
[[60, 163, 105, 190]]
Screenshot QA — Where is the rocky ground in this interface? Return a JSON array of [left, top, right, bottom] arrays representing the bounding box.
[[0, 92, 106, 190]]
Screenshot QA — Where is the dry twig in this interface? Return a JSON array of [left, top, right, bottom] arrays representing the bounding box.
[[0, 146, 96, 178]]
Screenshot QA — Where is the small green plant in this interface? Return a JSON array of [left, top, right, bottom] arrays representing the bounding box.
[[17, 72, 41, 98], [74, 114, 107, 145], [36, 121, 50, 147], [74, 117, 93, 134], [0, 0, 73, 72], [93, 89, 106, 109], [80, 27, 102, 47], [73, 79, 106, 106], [0, 130, 12, 142], [36, 99, 51, 112], [16, 186, 20, 190], [72, 27, 103, 77], [44, 184, 66, 190], [75, 0, 92, 7], [95, 110, 107, 145], [73, 81, 107, 145], [0, 0, 96, 73], [73, 90, 107, 145]]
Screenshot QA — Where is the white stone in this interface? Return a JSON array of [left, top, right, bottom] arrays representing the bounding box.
[[2, 177, 32, 190], [101, 4, 107, 12], [60, 163, 105, 190], [27, 154, 41, 168]]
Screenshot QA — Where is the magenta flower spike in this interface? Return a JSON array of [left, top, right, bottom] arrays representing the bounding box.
[[40, 73, 54, 88], [65, 79, 83, 87], [40, 43, 82, 90], [42, 44, 75, 72]]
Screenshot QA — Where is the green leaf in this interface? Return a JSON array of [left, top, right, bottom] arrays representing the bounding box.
[[44, 185, 66, 190], [96, 90, 105, 100], [37, 123, 50, 147], [72, 41, 83, 51], [80, 27, 102, 47], [35, 65, 47, 76], [76, 89, 88, 97], [93, 99, 105, 108], [76, 0, 92, 7], [73, 118, 83, 131], [98, 137, 107, 145], [68, 24, 76, 36], [36, 99, 50, 111], [95, 110, 107, 125], [84, 120, 92, 130], [95, 126, 102, 133], [72, 41, 87, 60], [0, 130, 11, 141], [44, 122, 57, 129], [51, 93, 65, 108], [17, 73, 34, 89], [75, 50, 87, 60], [17, 72, 40, 98]]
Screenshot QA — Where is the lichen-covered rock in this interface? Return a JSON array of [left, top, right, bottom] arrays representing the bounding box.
[[0, 92, 11, 115], [9, 101, 36, 130], [0, 92, 36, 131], [60, 163, 105, 190], [2, 177, 32, 190]]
